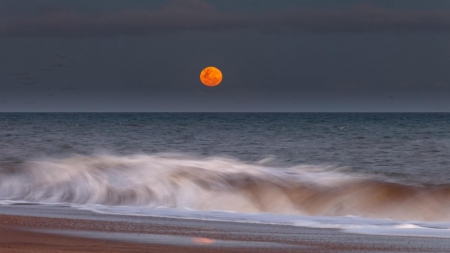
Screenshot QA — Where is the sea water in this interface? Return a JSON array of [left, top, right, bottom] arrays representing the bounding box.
[[1, 113, 450, 237]]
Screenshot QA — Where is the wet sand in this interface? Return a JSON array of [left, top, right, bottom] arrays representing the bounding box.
[[0, 205, 449, 252]]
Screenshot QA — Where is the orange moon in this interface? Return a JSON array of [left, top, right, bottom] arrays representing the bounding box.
[[200, 67, 222, 87]]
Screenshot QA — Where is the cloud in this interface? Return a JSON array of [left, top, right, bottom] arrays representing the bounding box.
[[1, 0, 450, 37]]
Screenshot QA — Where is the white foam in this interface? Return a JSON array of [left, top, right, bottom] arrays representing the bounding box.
[[2, 153, 450, 226], [77, 204, 450, 239], [0, 153, 361, 211]]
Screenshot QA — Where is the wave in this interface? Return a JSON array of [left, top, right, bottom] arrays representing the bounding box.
[[1, 153, 450, 221]]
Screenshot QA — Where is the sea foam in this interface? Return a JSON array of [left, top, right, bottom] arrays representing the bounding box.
[[1, 153, 450, 222]]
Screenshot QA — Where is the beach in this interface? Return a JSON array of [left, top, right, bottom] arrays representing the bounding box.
[[1, 205, 449, 253]]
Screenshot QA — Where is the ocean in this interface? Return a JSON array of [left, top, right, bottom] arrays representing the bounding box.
[[1, 113, 450, 238]]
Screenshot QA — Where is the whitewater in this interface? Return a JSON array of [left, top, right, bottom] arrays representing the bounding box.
[[1, 112, 450, 238], [2, 153, 450, 238]]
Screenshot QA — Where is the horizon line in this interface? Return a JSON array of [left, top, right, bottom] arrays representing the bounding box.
[[0, 111, 449, 114]]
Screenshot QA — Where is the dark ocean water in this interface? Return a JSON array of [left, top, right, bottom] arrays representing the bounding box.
[[0, 113, 449, 184], [1, 113, 450, 223]]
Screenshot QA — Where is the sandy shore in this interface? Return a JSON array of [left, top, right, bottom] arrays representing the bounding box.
[[0, 205, 449, 252]]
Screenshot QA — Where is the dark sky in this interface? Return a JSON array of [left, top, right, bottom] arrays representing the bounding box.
[[1, 0, 449, 112]]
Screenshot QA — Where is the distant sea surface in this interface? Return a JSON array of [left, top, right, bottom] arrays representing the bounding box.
[[2, 113, 450, 237], [1, 113, 449, 184]]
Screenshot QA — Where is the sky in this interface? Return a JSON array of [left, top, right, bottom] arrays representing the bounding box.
[[0, 0, 449, 112]]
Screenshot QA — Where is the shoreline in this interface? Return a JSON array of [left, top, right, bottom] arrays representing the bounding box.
[[1, 205, 450, 252]]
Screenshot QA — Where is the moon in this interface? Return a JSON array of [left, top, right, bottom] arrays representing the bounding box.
[[200, 67, 222, 87]]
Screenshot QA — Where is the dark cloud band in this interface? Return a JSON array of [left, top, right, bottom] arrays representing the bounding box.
[[1, 0, 450, 37]]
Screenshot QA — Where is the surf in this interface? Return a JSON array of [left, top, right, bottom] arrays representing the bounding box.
[[1, 153, 450, 221]]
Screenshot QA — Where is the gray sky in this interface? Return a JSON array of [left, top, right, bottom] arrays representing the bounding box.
[[0, 0, 449, 112]]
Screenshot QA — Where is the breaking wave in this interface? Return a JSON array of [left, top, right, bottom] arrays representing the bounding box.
[[1, 153, 450, 221]]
